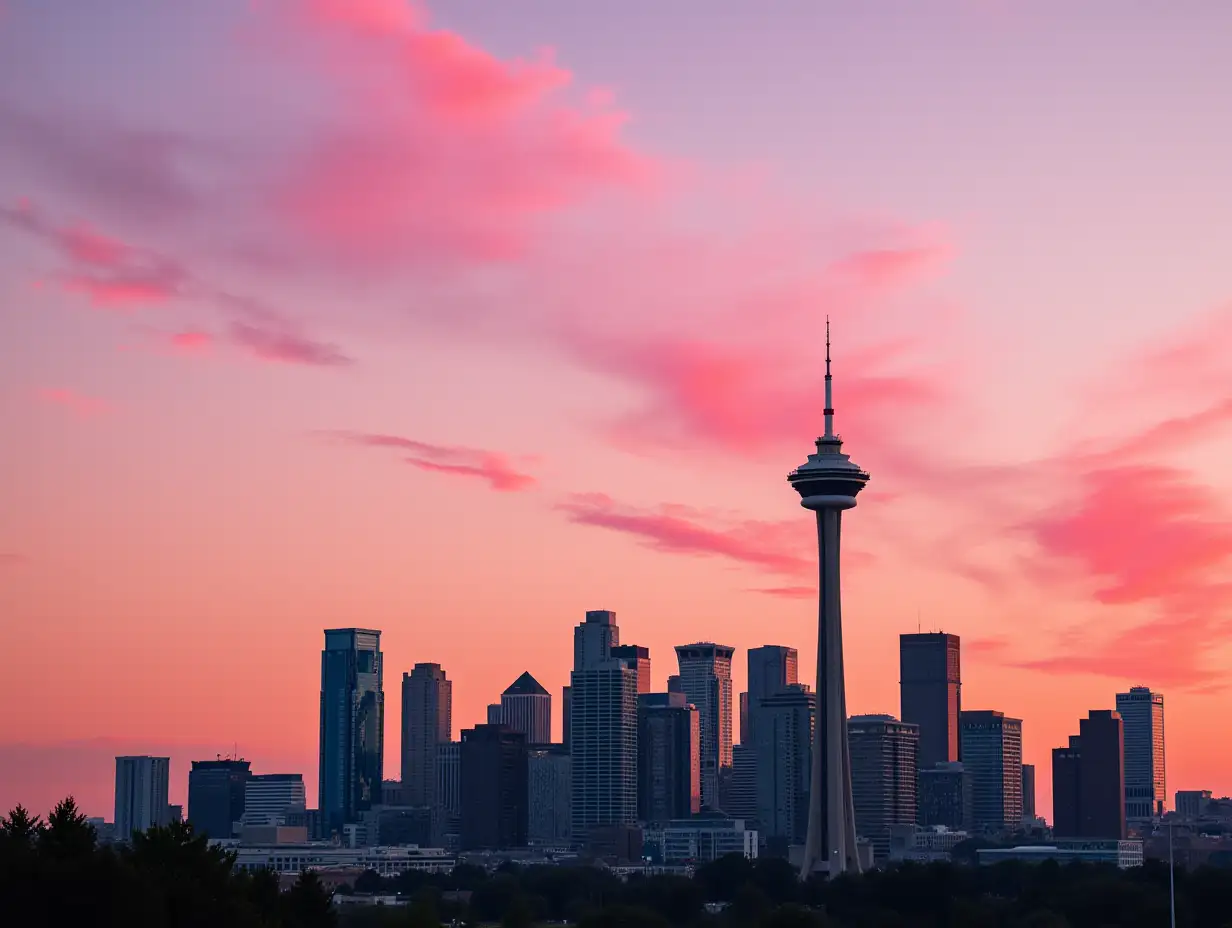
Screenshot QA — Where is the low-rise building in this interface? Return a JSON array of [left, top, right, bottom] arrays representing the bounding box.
[[643, 813, 757, 864], [977, 839, 1143, 869], [231, 843, 454, 877]]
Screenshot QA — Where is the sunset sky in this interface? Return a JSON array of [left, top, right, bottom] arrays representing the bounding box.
[[2, 0, 1231, 822]]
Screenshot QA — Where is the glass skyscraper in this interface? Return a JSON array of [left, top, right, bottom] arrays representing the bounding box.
[[1116, 686, 1166, 820], [319, 628, 384, 835]]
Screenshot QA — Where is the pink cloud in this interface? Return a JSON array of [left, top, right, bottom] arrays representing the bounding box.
[[227, 320, 351, 368], [333, 432, 538, 492], [36, 387, 110, 418], [168, 330, 213, 353], [750, 585, 816, 599]]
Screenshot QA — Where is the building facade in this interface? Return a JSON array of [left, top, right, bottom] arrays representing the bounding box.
[[610, 645, 652, 695], [746, 645, 799, 744], [899, 633, 961, 769], [114, 755, 170, 841], [1116, 687, 1166, 820], [187, 758, 250, 839], [400, 663, 452, 807], [242, 774, 307, 827], [500, 672, 552, 745], [527, 745, 571, 846], [319, 628, 384, 834], [960, 710, 1023, 832], [433, 741, 460, 848], [1051, 710, 1126, 839], [645, 813, 759, 864], [848, 714, 919, 858], [561, 686, 572, 750], [727, 744, 758, 826], [637, 692, 701, 825], [460, 724, 528, 850], [574, 609, 619, 671], [918, 762, 972, 830], [754, 684, 815, 846], [570, 658, 639, 839], [1022, 763, 1036, 822], [674, 642, 734, 810]]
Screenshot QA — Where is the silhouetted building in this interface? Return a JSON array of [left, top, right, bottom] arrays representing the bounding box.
[[1022, 763, 1036, 822], [562, 685, 572, 751], [1117, 687, 1166, 820], [528, 744, 571, 846], [900, 633, 961, 769], [501, 672, 551, 745], [575, 609, 619, 671], [746, 645, 798, 745], [571, 657, 638, 839], [242, 774, 307, 827], [667, 675, 683, 695], [848, 714, 918, 858], [433, 741, 460, 847], [115, 756, 170, 841], [319, 628, 384, 834], [1051, 710, 1126, 839], [728, 744, 758, 826], [486, 704, 502, 725], [401, 663, 452, 807], [739, 692, 749, 744], [460, 724, 528, 850], [187, 758, 250, 839], [611, 645, 652, 695], [675, 642, 734, 809], [918, 761, 972, 830], [637, 692, 700, 824], [755, 684, 815, 845], [960, 710, 1023, 832], [1175, 790, 1213, 819]]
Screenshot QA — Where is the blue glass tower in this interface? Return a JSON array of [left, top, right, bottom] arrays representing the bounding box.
[[319, 628, 384, 836]]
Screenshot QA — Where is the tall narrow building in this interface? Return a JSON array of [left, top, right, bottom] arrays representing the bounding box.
[[1116, 686, 1166, 820], [899, 633, 961, 769], [610, 645, 652, 694], [320, 628, 384, 835], [960, 710, 1023, 832], [187, 758, 250, 839], [433, 742, 461, 847], [574, 609, 619, 671], [570, 657, 638, 840], [674, 642, 734, 810], [637, 692, 700, 824], [401, 663, 452, 806], [1021, 763, 1036, 822], [746, 645, 799, 744], [115, 756, 170, 841], [1051, 710, 1126, 839], [562, 686, 572, 750], [500, 672, 552, 744], [847, 714, 918, 860], [527, 745, 571, 846], [754, 684, 815, 846], [460, 724, 528, 850]]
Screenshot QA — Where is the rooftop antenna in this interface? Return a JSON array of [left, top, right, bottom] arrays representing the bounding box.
[[917, 608, 921, 635], [823, 316, 835, 439]]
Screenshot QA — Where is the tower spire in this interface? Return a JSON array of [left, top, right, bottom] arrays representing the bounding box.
[[823, 316, 835, 439]]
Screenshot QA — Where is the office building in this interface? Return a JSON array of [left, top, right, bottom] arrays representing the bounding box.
[[746, 645, 799, 745], [899, 633, 961, 769], [1116, 687, 1166, 820], [487, 704, 502, 725], [319, 628, 384, 834], [1051, 710, 1126, 839], [187, 758, 250, 839], [918, 761, 972, 830], [848, 714, 918, 858], [527, 744, 571, 846], [562, 685, 572, 750], [1175, 790, 1213, 819], [574, 609, 619, 671], [667, 675, 683, 694], [500, 672, 552, 744], [1022, 763, 1036, 822], [570, 657, 638, 839], [401, 663, 452, 807], [433, 741, 460, 847], [728, 744, 758, 825], [242, 774, 307, 827], [960, 710, 1023, 832], [739, 693, 749, 744], [754, 684, 815, 846], [637, 692, 700, 824], [114, 756, 171, 841], [610, 645, 652, 695], [460, 724, 528, 850], [644, 813, 759, 864], [674, 642, 734, 810]]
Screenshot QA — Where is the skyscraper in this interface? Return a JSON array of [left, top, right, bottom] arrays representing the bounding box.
[[747, 645, 799, 744], [1116, 686, 1166, 820], [899, 633, 961, 769], [918, 762, 972, 830], [527, 745, 571, 846], [460, 724, 528, 850], [433, 741, 461, 847], [788, 322, 869, 877], [960, 710, 1023, 832], [754, 684, 816, 846], [1051, 710, 1126, 839], [570, 657, 638, 839], [610, 645, 652, 694], [728, 744, 758, 825], [637, 692, 700, 824], [847, 714, 919, 859], [319, 628, 384, 834], [674, 642, 734, 810], [241, 773, 307, 827], [187, 758, 250, 839], [501, 672, 552, 744], [562, 685, 572, 750], [115, 756, 170, 841], [401, 663, 452, 806], [1021, 763, 1036, 822], [574, 609, 619, 670]]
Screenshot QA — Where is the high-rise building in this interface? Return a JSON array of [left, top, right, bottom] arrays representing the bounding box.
[[1051, 710, 1126, 839], [570, 657, 638, 840], [527, 745, 572, 846], [460, 724, 528, 850], [637, 692, 700, 825], [401, 663, 452, 807], [500, 672, 552, 745], [674, 642, 734, 810], [611, 645, 652, 695], [787, 324, 869, 876], [562, 686, 572, 750], [746, 645, 799, 745], [667, 675, 683, 695], [960, 710, 1023, 832], [241, 774, 307, 827], [1021, 763, 1036, 822], [1116, 687, 1166, 820], [739, 693, 749, 745], [574, 609, 619, 671], [899, 633, 961, 769], [319, 628, 384, 834], [918, 761, 972, 830], [115, 756, 170, 841], [728, 744, 758, 826], [433, 741, 460, 847], [487, 704, 502, 725], [847, 714, 919, 859], [754, 684, 815, 846], [187, 758, 250, 839]]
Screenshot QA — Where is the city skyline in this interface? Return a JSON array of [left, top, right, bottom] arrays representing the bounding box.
[[4, 0, 1232, 824]]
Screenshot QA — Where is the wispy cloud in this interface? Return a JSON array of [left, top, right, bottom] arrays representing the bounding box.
[[36, 387, 110, 418], [331, 431, 538, 492]]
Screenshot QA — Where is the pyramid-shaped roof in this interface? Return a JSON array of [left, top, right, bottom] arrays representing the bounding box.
[[503, 671, 549, 697]]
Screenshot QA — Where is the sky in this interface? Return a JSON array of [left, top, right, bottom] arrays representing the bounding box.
[[1, 0, 1231, 823]]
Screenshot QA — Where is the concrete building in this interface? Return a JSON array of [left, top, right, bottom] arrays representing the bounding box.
[[400, 663, 452, 806], [527, 745, 571, 846], [231, 844, 453, 877], [500, 672, 552, 745], [754, 684, 815, 847], [960, 710, 1023, 832], [460, 724, 528, 850], [319, 628, 384, 835], [1051, 710, 1126, 839], [674, 642, 734, 811], [1117, 686, 1166, 821], [242, 774, 307, 827], [570, 657, 639, 840], [610, 645, 652, 695], [848, 714, 919, 859], [787, 323, 869, 877], [899, 633, 962, 769], [187, 758, 250, 839], [114, 755, 171, 841], [637, 692, 700, 825]]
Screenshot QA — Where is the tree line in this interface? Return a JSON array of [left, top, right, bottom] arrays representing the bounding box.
[[6, 798, 1232, 927]]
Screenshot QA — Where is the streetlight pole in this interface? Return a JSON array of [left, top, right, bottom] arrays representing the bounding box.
[[1169, 820, 1177, 928]]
